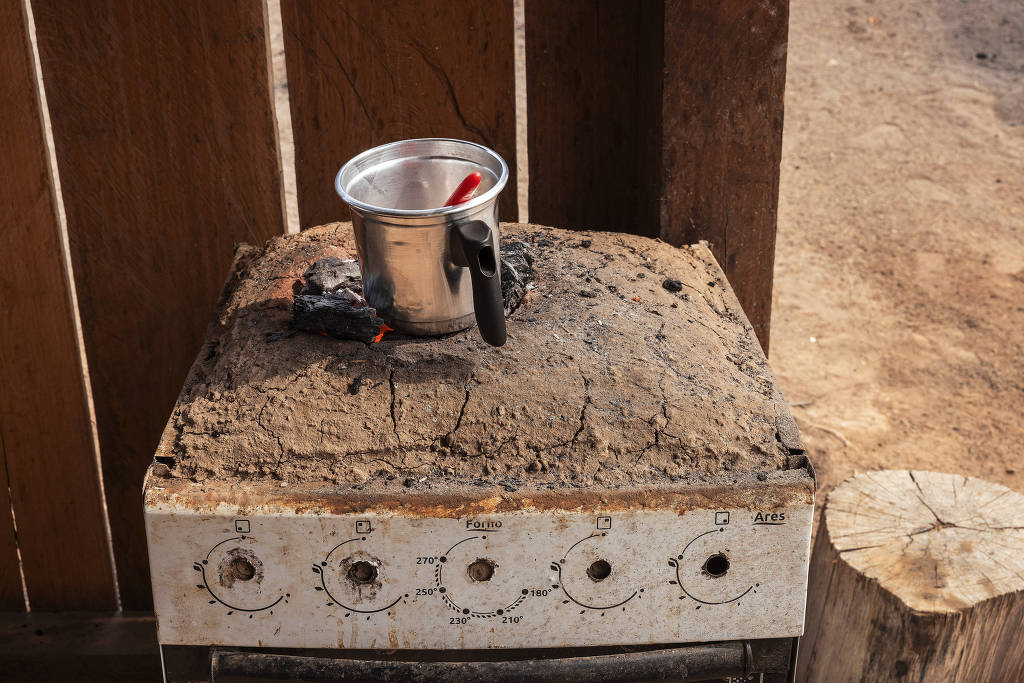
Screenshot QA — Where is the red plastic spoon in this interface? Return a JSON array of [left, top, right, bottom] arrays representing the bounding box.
[[443, 172, 483, 207]]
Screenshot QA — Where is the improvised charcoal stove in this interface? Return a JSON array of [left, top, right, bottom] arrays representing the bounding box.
[[144, 222, 813, 681]]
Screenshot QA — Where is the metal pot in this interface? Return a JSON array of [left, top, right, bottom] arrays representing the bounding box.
[[335, 138, 508, 346]]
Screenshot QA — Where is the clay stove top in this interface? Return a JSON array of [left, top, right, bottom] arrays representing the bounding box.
[[152, 223, 805, 498]]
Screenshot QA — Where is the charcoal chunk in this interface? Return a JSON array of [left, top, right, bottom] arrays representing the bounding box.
[[662, 278, 683, 293], [301, 257, 361, 295], [295, 240, 533, 341], [292, 290, 386, 343], [500, 239, 535, 316]]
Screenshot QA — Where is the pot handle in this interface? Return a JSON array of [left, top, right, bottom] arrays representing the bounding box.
[[451, 221, 507, 347]]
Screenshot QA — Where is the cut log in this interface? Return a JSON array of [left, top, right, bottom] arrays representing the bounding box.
[[799, 470, 1024, 682]]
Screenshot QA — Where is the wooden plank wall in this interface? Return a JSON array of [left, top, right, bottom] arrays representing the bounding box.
[[0, 0, 788, 611], [0, 0, 115, 611], [659, 0, 789, 350], [525, 1, 664, 238], [281, 0, 518, 228], [0, 454, 20, 609], [527, 0, 788, 351], [31, 0, 285, 609]]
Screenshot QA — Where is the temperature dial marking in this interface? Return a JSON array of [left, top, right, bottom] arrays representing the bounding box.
[[552, 532, 642, 614], [193, 535, 289, 617], [668, 528, 756, 606], [434, 536, 528, 619], [312, 536, 407, 618]]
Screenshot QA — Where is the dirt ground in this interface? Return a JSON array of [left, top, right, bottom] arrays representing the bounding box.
[[772, 0, 1024, 510]]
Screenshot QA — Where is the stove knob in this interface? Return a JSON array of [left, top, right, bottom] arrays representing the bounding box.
[[433, 534, 530, 619], [193, 535, 289, 616], [551, 531, 643, 613], [346, 560, 378, 584], [667, 527, 757, 607], [312, 537, 407, 617]]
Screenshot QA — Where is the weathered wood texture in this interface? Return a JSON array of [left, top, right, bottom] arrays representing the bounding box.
[[526, 1, 788, 352], [524, 1, 664, 238], [32, 0, 286, 609], [0, 446, 21, 609], [281, 0, 518, 228], [0, 0, 115, 610], [660, 0, 789, 352], [0, 611, 159, 682], [799, 470, 1024, 682]]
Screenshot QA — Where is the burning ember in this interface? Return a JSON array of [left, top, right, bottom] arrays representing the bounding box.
[[291, 256, 389, 344], [372, 323, 394, 344]]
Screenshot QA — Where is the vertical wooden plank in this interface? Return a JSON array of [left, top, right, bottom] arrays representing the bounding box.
[[525, 0, 664, 236], [0, 447, 22, 610], [526, 1, 787, 351], [282, 0, 518, 228], [0, 0, 116, 610], [658, 0, 789, 351], [32, 0, 286, 608]]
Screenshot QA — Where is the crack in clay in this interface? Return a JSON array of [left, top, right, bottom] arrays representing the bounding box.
[[570, 374, 592, 448], [495, 429, 520, 459], [687, 315, 730, 345], [388, 365, 397, 438], [447, 387, 472, 442], [635, 374, 670, 464], [247, 368, 317, 473], [256, 399, 286, 467]]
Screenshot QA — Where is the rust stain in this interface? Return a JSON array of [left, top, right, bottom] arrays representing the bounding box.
[[146, 469, 813, 516]]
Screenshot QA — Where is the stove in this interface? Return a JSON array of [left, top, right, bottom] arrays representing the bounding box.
[[145, 223, 813, 681]]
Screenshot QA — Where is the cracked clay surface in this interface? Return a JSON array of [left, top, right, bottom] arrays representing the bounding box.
[[155, 223, 802, 492]]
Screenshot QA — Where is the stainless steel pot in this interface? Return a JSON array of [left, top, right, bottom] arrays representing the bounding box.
[[335, 138, 508, 346]]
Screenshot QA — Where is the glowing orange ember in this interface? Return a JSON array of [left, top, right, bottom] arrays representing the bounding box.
[[372, 323, 394, 344]]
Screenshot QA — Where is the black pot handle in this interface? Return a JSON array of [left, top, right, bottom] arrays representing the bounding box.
[[450, 220, 507, 347]]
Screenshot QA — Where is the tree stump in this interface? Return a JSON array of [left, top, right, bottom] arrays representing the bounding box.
[[798, 470, 1024, 682]]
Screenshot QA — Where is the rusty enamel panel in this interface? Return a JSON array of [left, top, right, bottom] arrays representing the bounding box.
[[145, 476, 812, 649]]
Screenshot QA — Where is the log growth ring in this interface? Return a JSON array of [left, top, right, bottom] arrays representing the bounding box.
[[826, 469, 1024, 614]]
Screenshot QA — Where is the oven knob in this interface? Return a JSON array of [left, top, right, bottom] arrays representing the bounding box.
[[551, 531, 644, 613], [312, 536, 408, 617], [433, 534, 530, 619], [667, 527, 758, 608], [192, 534, 290, 617]]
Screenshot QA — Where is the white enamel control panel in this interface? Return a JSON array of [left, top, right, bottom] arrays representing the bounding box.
[[146, 502, 812, 649]]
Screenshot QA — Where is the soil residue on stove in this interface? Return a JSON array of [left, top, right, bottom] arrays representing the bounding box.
[[155, 223, 801, 493]]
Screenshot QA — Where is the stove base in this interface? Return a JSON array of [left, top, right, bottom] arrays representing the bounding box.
[[162, 638, 797, 682]]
